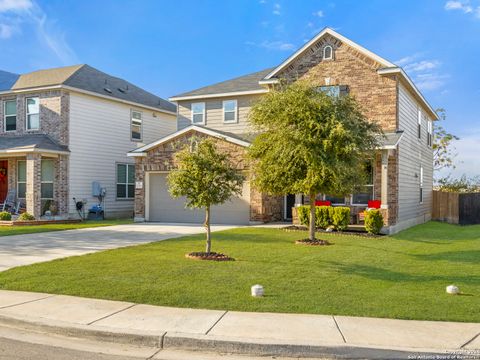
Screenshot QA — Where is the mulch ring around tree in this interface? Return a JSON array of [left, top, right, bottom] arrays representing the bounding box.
[[185, 252, 235, 261], [295, 239, 331, 246]]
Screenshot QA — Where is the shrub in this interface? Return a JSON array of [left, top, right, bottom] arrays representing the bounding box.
[[18, 212, 35, 221], [0, 212, 11, 221], [315, 206, 332, 229], [365, 210, 384, 235], [332, 207, 350, 231], [297, 206, 310, 226]]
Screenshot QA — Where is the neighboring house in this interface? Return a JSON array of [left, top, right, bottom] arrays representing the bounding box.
[[129, 28, 437, 234], [0, 65, 176, 219]]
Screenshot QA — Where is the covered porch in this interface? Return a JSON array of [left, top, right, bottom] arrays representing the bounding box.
[[0, 135, 69, 219], [288, 132, 403, 229]]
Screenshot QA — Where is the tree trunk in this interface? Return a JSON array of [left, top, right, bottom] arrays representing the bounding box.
[[309, 192, 316, 241], [205, 205, 211, 254]]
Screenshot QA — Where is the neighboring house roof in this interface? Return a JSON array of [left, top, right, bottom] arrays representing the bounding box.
[[0, 134, 69, 155], [0, 70, 20, 91], [128, 125, 251, 157], [169, 68, 273, 101], [378, 131, 404, 150], [4, 64, 176, 114]]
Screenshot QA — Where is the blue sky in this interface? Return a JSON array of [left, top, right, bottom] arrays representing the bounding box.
[[0, 0, 479, 177]]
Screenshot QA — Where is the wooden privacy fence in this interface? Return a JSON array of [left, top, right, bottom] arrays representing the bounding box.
[[432, 191, 480, 225]]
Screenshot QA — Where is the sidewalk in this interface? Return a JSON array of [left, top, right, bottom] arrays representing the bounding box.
[[0, 290, 478, 359]]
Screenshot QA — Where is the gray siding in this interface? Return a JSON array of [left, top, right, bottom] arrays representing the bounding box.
[[397, 82, 434, 226], [176, 94, 262, 134], [69, 92, 176, 218]]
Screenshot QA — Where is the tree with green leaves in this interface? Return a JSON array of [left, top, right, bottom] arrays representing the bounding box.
[[248, 81, 381, 242], [434, 108, 459, 172], [168, 139, 245, 254]]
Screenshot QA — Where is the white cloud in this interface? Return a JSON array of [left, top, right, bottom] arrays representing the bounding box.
[[444, 0, 473, 13], [259, 0, 266, 3], [404, 60, 441, 73], [0, 0, 32, 13], [0, 0, 77, 64], [415, 73, 450, 91], [313, 10, 324, 17], [0, 23, 14, 38], [246, 40, 295, 51], [437, 134, 480, 178], [273, 3, 281, 15]]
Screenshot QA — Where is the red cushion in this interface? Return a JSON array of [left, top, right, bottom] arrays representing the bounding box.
[[315, 200, 331, 206], [368, 200, 381, 209]]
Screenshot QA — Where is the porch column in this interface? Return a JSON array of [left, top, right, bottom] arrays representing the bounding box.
[[26, 153, 42, 219], [380, 150, 389, 209]]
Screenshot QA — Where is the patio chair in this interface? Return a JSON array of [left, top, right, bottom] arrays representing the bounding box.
[[1, 189, 16, 212], [358, 200, 382, 223]]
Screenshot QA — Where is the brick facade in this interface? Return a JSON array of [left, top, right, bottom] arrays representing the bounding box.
[[134, 129, 283, 222], [0, 90, 70, 219]]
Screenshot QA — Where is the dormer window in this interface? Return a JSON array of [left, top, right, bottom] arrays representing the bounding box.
[[323, 45, 333, 60]]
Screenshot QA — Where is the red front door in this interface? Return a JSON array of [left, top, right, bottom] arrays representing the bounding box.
[[0, 161, 8, 202]]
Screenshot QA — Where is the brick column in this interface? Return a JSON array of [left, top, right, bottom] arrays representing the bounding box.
[[7, 158, 16, 194], [54, 155, 69, 216], [26, 153, 42, 218]]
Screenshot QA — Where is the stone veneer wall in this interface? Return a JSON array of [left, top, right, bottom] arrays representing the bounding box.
[[134, 130, 283, 222]]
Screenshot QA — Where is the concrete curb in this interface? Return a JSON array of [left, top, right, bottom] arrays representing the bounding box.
[[0, 313, 452, 359]]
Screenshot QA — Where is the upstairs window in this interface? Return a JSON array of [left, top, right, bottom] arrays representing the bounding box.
[[223, 100, 237, 123], [317, 85, 349, 98], [117, 163, 135, 199], [191, 102, 205, 124], [131, 110, 142, 141], [427, 120, 433, 147], [417, 108, 422, 139], [4, 100, 16, 132], [323, 45, 333, 60], [26, 97, 40, 130]]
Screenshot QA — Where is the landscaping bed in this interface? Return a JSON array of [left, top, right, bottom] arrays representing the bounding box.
[[0, 222, 478, 322], [283, 225, 383, 237], [0, 219, 81, 227]]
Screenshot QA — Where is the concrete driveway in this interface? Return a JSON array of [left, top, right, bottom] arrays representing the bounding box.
[[0, 223, 237, 271]]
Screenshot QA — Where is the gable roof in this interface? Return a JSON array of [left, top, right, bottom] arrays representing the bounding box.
[[0, 70, 20, 91], [169, 68, 272, 101], [128, 125, 251, 156], [4, 65, 176, 114], [262, 27, 396, 81], [0, 134, 69, 155]]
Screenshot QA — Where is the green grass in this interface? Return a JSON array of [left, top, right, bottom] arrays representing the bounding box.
[[0, 221, 478, 322], [0, 219, 132, 237]]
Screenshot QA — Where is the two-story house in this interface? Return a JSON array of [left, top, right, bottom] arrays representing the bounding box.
[[0, 64, 176, 219], [129, 28, 437, 234]]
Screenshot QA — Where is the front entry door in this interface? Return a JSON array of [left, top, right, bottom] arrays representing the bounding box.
[[284, 194, 296, 220], [0, 161, 8, 202]]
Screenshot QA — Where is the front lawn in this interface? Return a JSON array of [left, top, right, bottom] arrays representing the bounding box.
[[0, 221, 478, 322], [0, 219, 132, 237]]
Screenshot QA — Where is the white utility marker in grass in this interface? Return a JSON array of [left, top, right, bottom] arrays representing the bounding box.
[[251, 284, 264, 297], [446, 285, 460, 295]]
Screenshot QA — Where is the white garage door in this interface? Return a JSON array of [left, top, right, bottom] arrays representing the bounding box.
[[148, 173, 251, 225]]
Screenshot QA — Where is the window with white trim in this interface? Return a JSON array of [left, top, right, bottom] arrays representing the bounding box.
[[223, 100, 237, 123], [17, 160, 26, 198], [191, 102, 205, 124], [427, 120, 433, 147], [26, 97, 40, 130], [117, 163, 135, 199], [419, 165, 424, 204], [4, 100, 16, 132], [352, 162, 374, 205], [323, 45, 333, 60], [417, 108, 422, 139], [41, 159, 54, 200], [131, 110, 142, 141]]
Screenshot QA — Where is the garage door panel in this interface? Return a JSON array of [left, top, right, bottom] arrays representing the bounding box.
[[148, 173, 250, 225]]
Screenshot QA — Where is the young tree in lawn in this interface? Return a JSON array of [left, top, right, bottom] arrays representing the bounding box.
[[433, 108, 459, 173], [248, 81, 380, 242], [168, 139, 245, 254]]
